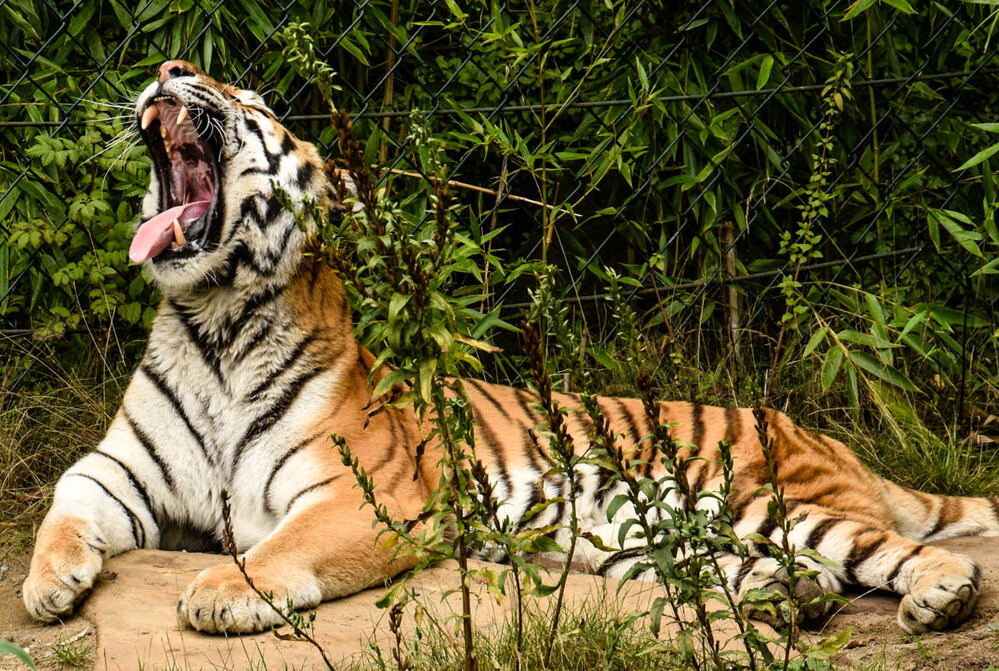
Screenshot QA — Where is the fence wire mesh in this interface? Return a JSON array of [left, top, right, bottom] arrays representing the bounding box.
[[2, 1, 998, 411]]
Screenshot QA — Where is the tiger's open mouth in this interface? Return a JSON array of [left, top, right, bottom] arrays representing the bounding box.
[[131, 96, 223, 263]]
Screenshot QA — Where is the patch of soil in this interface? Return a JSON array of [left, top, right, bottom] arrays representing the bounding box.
[[3, 533, 999, 670], [1, 526, 97, 671]]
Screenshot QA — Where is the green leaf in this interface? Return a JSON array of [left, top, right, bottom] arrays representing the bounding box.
[[606, 494, 630, 521], [882, 0, 916, 13], [847, 351, 920, 392], [865, 294, 886, 327], [756, 55, 774, 90], [955, 142, 999, 171], [821, 346, 843, 391], [635, 56, 649, 91], [803, 326, 828, 358], [928, 209, 984, 258], [388, 292, 410, 324], [0, 640, 36, 670], [841, 0, 877, 21]]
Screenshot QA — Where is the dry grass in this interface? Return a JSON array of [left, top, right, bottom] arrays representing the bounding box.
[[0, 340, 134, 523]]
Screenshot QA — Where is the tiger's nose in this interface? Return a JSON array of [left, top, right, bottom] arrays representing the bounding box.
[[158, 60, 202, 82]]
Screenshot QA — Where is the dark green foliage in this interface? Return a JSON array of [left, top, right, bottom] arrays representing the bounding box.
[[2, 2, 997, 481]]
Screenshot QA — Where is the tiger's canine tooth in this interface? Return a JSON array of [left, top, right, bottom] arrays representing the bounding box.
[[141, 105, 159, 130], [172, 219, 186, 246], [177, 106, 188, 125]]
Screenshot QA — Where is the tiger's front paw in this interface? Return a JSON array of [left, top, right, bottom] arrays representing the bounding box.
[[738, 557, 833, 628], [177, 563, 321, 634], [23, 517, 107, 622], [898, 554, 980, 634]]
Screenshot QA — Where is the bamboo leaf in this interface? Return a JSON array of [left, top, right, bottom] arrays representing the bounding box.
[[803, 326, 828, 358], [847, 351, 920, 392], [756, 55, 774, 90], [841, 0, 877, 21], [882, 0, 916, 13], [955, 142, 999, 171], [821, 346, 843, 391]]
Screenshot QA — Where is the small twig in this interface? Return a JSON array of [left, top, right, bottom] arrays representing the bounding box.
[[383, 168, 555, 209], [220, 491, 337, 671]]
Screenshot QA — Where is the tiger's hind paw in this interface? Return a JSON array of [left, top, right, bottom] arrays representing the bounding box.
[[898, 555, 979, 634]]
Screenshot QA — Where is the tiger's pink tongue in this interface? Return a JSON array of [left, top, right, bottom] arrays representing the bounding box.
[[129, 201, 209, 263]]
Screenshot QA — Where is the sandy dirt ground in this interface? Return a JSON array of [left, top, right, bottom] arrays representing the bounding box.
[[2, 534, 998, 670]]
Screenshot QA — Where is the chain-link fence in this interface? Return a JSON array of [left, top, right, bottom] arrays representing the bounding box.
[[2, 1, 998, 413]]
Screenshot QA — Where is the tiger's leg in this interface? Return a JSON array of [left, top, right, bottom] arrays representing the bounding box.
[[807, 517, 980, 633], [733, 506, 980, 633], [176, 496, 417, 633], [23, 415, 166, 621]]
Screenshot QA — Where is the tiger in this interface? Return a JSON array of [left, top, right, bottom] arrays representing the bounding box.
[[22, 60, 998, 637]]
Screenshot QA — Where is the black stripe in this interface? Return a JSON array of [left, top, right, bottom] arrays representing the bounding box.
[[285, 476, 340, 515], [805, 516, 843, 550], [195, 223, 296, 290], [733, 557, 762, 592], [242, 117, 284, 175], [596, 546, 646, 576], [263, 195, 285, 229], [246, 332, 316, 402], [228, 284, 284, 341], [756, 517, 778, 544], [169, 300, 223, 382], [264, 431, 325, 517], [926, 497, 955, 538], [844, 534, 888, 583], [613, 400, 642, 448], [92, 451, 159, 531], [886, 545, 925, 590], [989, 498, 999, 524], [724, 407, 742, 445], [296, 161, 315, 189], [230, 365, 325, 473], [692, 456, 711, 494], [470, 417, 514, 502], [66, 473, 144, 548], [517, 484, 542, 531], [514, 389, 549, 469], [690, 403, 705, 450], [373, 410, 401, 476], [140, 363, 215, 466], [122, 408, 175, 491], [232, 321, 273, 364], [464, 379, 511, 420]]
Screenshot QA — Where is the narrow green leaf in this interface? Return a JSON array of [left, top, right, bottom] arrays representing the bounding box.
[[841, 0, 877, 21], [821, 346, 843, 391], [756, 55, 774, 90], [882, 0, 916, 13], [847, 351, 920, 392], [955, 142, 999, 171], [0, 641, 36, 670], [803, 326, 828, 358]]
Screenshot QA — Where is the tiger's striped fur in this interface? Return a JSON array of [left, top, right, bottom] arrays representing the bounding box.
[[23, 61, 998, 636]]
